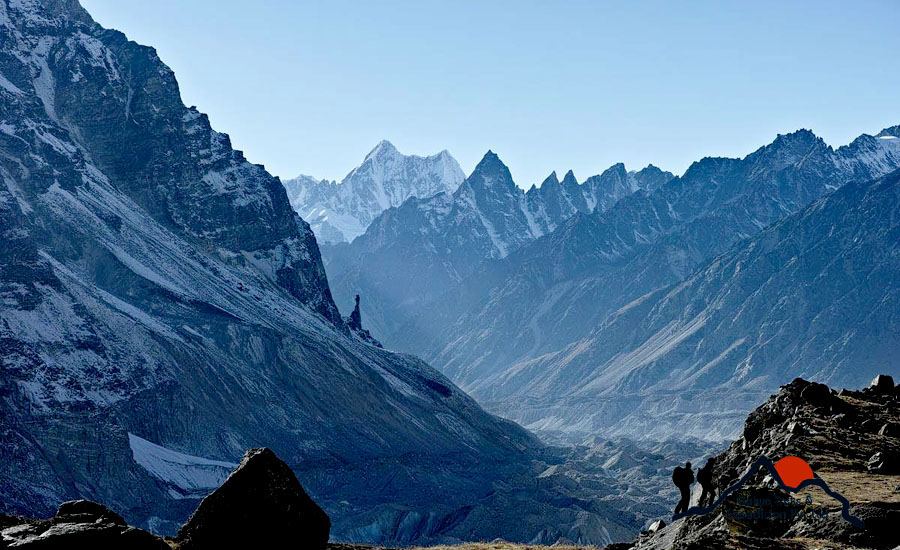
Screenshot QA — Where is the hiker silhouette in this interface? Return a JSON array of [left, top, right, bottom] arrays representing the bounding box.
[[672, 461, 694, 516], [697, 457, 716, 507]]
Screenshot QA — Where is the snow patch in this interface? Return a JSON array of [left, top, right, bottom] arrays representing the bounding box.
[[3, 168, 33, 214], [128, 433, 236, 499], [0, 71, 23, 95], [31, 37, 58, 123]]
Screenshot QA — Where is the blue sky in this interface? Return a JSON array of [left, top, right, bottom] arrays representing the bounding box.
[[81, 0, 900, 187]]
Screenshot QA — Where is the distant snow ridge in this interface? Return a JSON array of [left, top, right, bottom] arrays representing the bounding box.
[[283, 140, 465, 244]]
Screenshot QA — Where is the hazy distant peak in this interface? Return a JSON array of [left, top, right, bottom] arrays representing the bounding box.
[[540, 171, 560, 187], [470, 150, 512, 181], [364, 139, 400, 161], [877, 125, 900, 139], [561, 170, 578, 186], [598, 162, 628, 178], [768, 128, 824, 149], [285, 140, 465, 243]]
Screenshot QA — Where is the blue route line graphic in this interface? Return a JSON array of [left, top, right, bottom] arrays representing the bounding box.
[[672, 455, 864, 528]]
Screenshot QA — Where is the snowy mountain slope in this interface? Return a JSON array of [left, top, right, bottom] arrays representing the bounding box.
[[322, 151, 672, 343], [0, 1, 646, 544], [283, 140, 465, 244], [482, 168, 900, 442]]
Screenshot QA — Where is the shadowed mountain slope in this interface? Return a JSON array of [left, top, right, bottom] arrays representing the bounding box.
[[0, 1, 638, 544]]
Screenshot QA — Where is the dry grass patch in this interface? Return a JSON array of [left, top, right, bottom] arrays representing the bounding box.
[[799, 470, 900, 507]]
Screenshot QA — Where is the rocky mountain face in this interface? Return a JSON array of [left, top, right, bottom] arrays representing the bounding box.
[[520, 164, 671, 243], [441, 161, 900, 444], [282, 140, 465, 244], [323, 151, 672, 342], [0, 1, 662, 545], [388, 128, 900, 440], [619, 377, 900, 550]]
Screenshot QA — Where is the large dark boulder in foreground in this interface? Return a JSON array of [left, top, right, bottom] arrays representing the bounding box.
[[870, 374, 896, 394], [0, 500, 167, 549], [177, 448, 331, 550]]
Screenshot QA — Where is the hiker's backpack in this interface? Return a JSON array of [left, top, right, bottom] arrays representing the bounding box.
[[698, 465, 711, 485]]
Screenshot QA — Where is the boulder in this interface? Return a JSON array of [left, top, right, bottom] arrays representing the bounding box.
[[55, 499, 126, 525], [870, 375, 895, 394], [0, 501, 166, 549], [831, 413, 854, 429], [860, 418, 881, 433], [799, 382, 835, 408], [786, 421, 806, 435], [867, 452, 900, 474], [177, 448, 330, 550], [878, 423, 900, 438], [648, 519, 666, 533]]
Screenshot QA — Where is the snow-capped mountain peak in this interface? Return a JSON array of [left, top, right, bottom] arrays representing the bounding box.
[[363, 138, 400, 161], [283, 140, 465, 243]]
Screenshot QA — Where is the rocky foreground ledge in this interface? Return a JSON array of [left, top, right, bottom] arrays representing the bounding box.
[[614, 375, 900, 550], [2, 376, 898, 550], [0, 448, 330, 549]]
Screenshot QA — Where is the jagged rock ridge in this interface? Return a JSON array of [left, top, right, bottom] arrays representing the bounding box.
[[382, 127, 900, 442], [323, 150, 673, 343], [464, 165, 900, 442]]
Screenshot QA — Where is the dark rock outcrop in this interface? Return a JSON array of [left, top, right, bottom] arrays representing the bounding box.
[[867, 452, 900, 474], [348, 295, 363, 331], [343, 294, 382, 347], [1, 448, 335, 549], [880, 423, 900, 437], [871, 374, 896, 394], [0, 500, 167, 549], [177, 448, 330, 550], [620, 377, 900, 550]]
